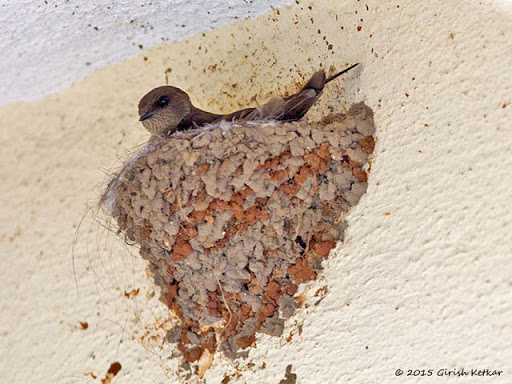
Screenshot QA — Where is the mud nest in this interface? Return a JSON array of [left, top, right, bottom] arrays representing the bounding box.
[[104, 102, 375, 363]]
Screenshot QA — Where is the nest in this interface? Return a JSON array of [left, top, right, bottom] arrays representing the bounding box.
[[103, 102, 375, 364]]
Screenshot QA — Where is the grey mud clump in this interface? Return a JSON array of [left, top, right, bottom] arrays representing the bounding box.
[[104, 102, 375, 363]]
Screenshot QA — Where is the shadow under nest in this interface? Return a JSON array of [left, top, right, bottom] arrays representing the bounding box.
[[102, 102, 375, 364]]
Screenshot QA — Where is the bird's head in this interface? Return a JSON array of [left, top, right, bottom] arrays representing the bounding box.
[[138, 86, 192, 136]]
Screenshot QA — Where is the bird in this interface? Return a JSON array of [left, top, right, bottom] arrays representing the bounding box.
[[138, 63, 359, 137]]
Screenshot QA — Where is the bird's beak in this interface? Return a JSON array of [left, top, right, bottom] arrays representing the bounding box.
[[139, 110, 157, 121]]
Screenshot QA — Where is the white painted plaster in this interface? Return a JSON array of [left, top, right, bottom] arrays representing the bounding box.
[[0, 0, 511, 383], [0, 0, 291, 106]]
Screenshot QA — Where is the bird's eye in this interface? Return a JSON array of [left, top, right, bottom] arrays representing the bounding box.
[[157, 95, 170, 107]]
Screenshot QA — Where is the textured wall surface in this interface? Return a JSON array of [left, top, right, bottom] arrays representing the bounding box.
[[1, 0, 511, 383], [0, 0, 291, 105]]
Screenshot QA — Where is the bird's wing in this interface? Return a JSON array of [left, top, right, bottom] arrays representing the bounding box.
[[248, 97, 286, 121], [279, 88, 321, 121], [217, 98, 286, 122], [216, 70, 327, 124], [219, 107, 258, 123], [273, 70, 325, 121]]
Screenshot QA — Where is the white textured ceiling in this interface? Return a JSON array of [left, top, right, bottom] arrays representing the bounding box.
[[0, 0, 291, 106]]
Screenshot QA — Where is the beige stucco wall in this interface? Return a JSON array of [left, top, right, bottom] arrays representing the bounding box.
[[1, 1, 511, 383]]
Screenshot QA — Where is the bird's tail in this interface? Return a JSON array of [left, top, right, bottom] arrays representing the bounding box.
[[234, 63, 361, 123], [325, 63, 359, 85], [301, 63, 359, 94]]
